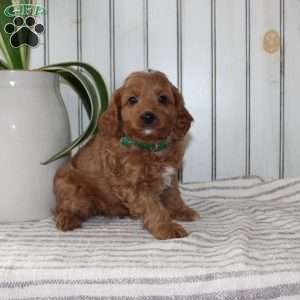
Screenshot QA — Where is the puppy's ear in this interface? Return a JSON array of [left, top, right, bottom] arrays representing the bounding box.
[[98, 88, 122, 137], [171, 84, 193, 140]]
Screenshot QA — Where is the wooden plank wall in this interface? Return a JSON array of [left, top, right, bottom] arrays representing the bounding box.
[[28, 0, 300, 182]]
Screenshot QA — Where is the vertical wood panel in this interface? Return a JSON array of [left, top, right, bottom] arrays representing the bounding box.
[[211, 0, 217, 180], [148, 0, 177, 84], [245, 0, 251, 176], [285, 0, 300, 177], [216, 0, 246, 179], [28, 1, 300, 181], [114, 0, 144, 87], [81, 0, 110, 129], [251, 0, 280, 178], [76, 0, 83, 135], [143, 0, 149, 70], [279, 0, 285, 178], [177, 0, 183, 182], [48, 0, 78, 141], [28, 0, 45, 69], [43, 0, 49, 65], [182, 0, 212, 182], [109, 0, 116, 93]]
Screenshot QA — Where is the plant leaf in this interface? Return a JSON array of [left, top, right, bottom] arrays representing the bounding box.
[[0, 58, 9, 69], [39, 66, 101, 164], [19, 39, 29, 69], [55, 72, 92, 118], [38, 62, 109, 115], [0, 0, 30, 69], [18, 0, 36, 69]]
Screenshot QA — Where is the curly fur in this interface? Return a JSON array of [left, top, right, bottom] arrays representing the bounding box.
[[54, 70, 199, 239]]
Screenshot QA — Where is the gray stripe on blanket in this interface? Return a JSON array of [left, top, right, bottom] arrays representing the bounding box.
[[8, 283, 300, 300], [180, 180, 267, 192], [181, 177, 300, 193], [182, 175, 266, 184], [2, 259, 298, 270], [1, 269, 300, 288], [184, 185, 300, 201]]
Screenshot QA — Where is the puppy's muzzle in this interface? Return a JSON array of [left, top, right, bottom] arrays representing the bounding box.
[[140, 111, 156, 125]]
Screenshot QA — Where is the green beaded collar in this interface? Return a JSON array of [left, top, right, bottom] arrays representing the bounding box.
[[120, 135, 168, 152]]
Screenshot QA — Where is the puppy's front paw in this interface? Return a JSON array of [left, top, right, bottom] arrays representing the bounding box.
[[152, 222, 188, 240], [56, 212, 82, 231], [171, 207, 200, 221]]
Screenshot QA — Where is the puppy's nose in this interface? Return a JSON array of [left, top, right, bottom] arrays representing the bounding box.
[[141, 111, 156, 125]]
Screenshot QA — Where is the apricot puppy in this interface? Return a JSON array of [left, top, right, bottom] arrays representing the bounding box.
[[54, 70, 199, 239]]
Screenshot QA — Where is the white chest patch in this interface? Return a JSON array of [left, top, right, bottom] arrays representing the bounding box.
[[143, 128, 153, 135], [161, 166, 176, 188]]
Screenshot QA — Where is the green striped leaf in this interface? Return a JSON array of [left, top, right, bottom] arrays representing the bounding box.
[[0, 0, 34, 69], [38, 62, 109, 114], [55, 72, 92, 118], [18, 0, 36, 69], [0, 58, 9, 69], [39, 65, 104, 164]]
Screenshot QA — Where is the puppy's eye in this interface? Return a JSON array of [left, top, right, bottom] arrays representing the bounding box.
[[128, 96, 139, 105], [158, 95, 168, 104]]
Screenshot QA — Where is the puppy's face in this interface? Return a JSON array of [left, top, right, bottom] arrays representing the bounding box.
[[120, 72, 177, 143], [98, 70, 193, 142]]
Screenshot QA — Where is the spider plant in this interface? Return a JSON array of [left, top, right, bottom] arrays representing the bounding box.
[[0, 0, 108, 164]]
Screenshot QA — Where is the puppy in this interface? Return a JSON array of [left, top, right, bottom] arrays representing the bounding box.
[[54, 70, 199, 239]]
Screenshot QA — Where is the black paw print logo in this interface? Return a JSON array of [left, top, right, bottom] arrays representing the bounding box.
[[4, 16, 44, 48]]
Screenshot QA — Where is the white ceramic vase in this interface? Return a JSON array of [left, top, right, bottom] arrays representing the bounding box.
[[0, 71, 70, 222]]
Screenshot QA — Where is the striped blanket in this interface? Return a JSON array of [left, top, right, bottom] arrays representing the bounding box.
[[1, 176, 300, 299]]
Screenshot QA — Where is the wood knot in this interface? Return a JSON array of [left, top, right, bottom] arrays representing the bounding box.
[[263, 30, 280, 54]]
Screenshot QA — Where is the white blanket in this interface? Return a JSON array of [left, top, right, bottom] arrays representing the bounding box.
[[1, 176, 300, 299]]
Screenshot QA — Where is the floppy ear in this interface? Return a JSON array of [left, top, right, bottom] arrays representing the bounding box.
[[98, 88, 122, 137], [171, 84, 194, 140]]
